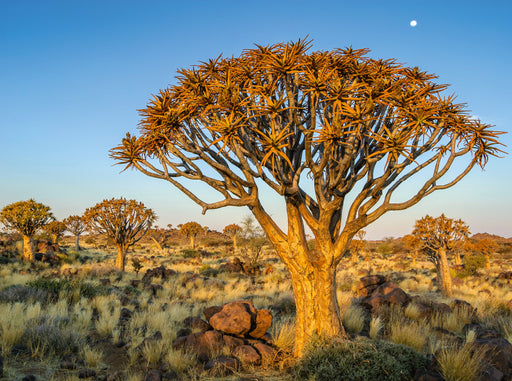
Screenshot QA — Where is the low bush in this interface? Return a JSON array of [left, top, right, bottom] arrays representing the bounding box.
[[180, 249, 199, 258], [0, 284, 52, 304], [294, 338, 427, 381], [27, 278, 107, 302]]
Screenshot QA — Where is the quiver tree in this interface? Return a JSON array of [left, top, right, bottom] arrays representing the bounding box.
[[474, 238, 499, 269], [412, 214, 469, 296], [179, 221, 203, 249], [83, 198, 156, 271], [149, 226, 172, 254], [63, 215, 87, 251], [0, 199, 54, 261], [44, 220, 67, 245], [223, 223, 242, 252], [402, 234, 422, 265], [110, 39, 504, 356], [349, 229, 366, 262]]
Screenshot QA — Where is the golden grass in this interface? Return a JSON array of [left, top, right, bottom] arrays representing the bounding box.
[[369, 316, 383, 339], [437, 343, 486, 381], [272, 317, 295, 354], [342, 305, 366, 334], [82, 344, 103, 367], [389, 321, 428, 352]]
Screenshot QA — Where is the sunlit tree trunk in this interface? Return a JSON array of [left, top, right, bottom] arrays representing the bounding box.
[[75, 235, 80, 251], [411, 250, 417, 266], [190, 236, 196, 250], [484, 254, 491, 269], [437, 247, 453, 297], [115, 244, 127, 271], [454, 251, 462, 265], [233, 234, 238, 253], [22, 235, 34, 262]]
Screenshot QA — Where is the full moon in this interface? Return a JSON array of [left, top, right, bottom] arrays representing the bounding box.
[[410, 20, 417, 27]]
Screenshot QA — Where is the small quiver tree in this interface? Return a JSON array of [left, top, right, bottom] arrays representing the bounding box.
[[149, 226, 172, 254], [412, 214, 469, 296], [63, 215, 87, 251], [110, 40, 504, 356], [0, 199, 54, 261], [474, 238, 499, 269], [179, 222, 203, 250], [83, 198, 156, 271], [402, 234, 422, 266], [223, 223, 242, 253], [44, 220, 67, 246]]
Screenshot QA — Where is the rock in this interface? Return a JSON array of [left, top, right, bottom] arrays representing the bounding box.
[[253, 342, 278, 363], [60, 360, 76, 369], [462, 324, 502, 340], [248, 309, 272, 339], [21, 376, 36, 381], [480, 364, 504, 381], [146, 283, 163, 296], [209, 301, 256, 336], [173, 330, 224, 357], [130, 279, 141, 288], [183, 316, 211, 332], [222, 334, 245, 350], [204, 355, 240, 376], [219, 257, 245, 273], [204, 306, 222, 321], [0, 354, 3, 378], [450, 299, 475, 316], [356, 275, 387, 296], [232, 345, 261, 365], [161, 370, 179, 380], [373, 281, 400, 295], [142, 266, 176, 284], [413, 368, 444, 381], [473, 338, 512, 379], [143, 369, 162, 381], [78, 369, 97, 378], [176, 328, 192, 338], [497, 271, 512, 280], [99, 278, 111, 286], [119, 307, 133, 322]]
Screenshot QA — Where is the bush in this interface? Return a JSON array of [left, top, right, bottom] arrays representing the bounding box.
[[294, 339, 427, 381], [180, 249, 199, 258], [23, 317, 80, 357], [0, 285, 52, 304], [199, 264, 220, 277], [454, 252, 486, 278], [27, 278, 106, 302]]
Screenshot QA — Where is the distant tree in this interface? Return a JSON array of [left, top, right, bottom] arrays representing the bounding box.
[[377, 237, 394, 258], [83, 198, 156, 271], [148, 226, 172, 254], [63, 215, 87, 251], [402, 234, 422, 265], [44, 220, 67, 245], [110, 39, 504, 356], [239, 215, 268, 266], [179, 222, 203, 249], [412, 214, 469, 296], [0, 199, 54, 261], [223, 223, 242, 252], [474, 238, 500, 269]]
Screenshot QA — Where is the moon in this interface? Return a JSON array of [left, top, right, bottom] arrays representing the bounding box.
[[410, 20, 417, 27]]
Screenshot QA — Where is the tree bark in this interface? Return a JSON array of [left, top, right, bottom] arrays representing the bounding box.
[[233, 234, 238, 253], [454, 251, 461, 266], [75, 235, 80, 251], [115, 245, 127, 271], [289, 264, 346, 357], [411, 251, 417, 266], [190, 236, 195, 250], [485, 254, 491, 269], [437, 247, 453, 296], [22, 235, 34, 262]]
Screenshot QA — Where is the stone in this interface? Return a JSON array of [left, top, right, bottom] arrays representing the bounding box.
[[413, 368, 444, 381], [21, 376, 36, 381], [173, 330, 224, 357], [480, 364, 504, 381], [107, 371, 124, 381], [232, 345, 261, 365], [209, 301, 256, 336], [473, 338, 512, 379], [248, 309, 272, 339], [161, 370, 179, 380], [203, 306, 222, 321], [450, 299, 475, 316], [204, 355, 240, 376], [130, 279, 141, 288], [373, 281, 400, 295], [356, 275, 387, 296], [222, 334, 245, 350], [253, 342, 278, 363], [462, 324, 501, 340], [183, 316, 211, 332], [60, 360, 76, 369], [143, 369, 162, 381], [176, 328, 192, 338]]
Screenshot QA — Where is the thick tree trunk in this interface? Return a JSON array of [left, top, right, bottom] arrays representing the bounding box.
[[454, 251, 461, 266], [22, 235, 34, 261], [289, 264, 346, 357], [411, 250, 417, 266], [437, 247, 453, 296], [190, 236, 195, 250], [115, 245, 127, 271], [75, 235, 80, 251], [233, 235, 238, 253]]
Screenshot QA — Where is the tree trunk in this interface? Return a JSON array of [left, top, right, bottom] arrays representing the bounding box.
[[75, 235, 80, 251], [454, 251, 461, 265], [115, 245, 127, 271], [485, 254, 491, 269], [233, 234, 238, 253], [22, 235, 34, 261], [411, 250, 417, 266], [289, 264, 346, 357], [190, 236, 195, 250], [51, 234, 58, 245], [437, 247, 453, 296]]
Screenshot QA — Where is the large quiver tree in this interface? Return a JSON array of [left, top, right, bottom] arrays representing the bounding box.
[[0, 199, 54, 261], [110, 39, 504, 356], [83, 198, 156, 271]]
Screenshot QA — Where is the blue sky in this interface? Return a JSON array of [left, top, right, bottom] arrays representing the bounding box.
[[1, 0, 511, 239]]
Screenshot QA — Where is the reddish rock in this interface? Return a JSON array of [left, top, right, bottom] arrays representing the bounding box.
[[373, 281, 400, 295], [233, 345, 261, 365], [253, 342, 278, 363], [173, 330, 224, 357], [183, 316, 211, 332], [248, 309, 272, 339], [204, 355, 240, 376], [222, 334, 245, 350], [143, 369, 161, 381], [209, 301, 257, 336], [356, 275, 388, 296], [204, 306, 222, 321], [473, 338, 512, 378]]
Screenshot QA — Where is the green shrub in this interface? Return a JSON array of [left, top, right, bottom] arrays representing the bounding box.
[[294, 338, 427, 381], [180, 249, 199, 258], [27, 278, 106, 302], [0, 285, 52, 304], [454, 252, 486, 278], [199, 264, 220, 277], [23, 317, 81, 357]]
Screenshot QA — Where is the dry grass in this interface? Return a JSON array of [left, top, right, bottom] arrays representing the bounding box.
[[437, 343, 486, 381], [389, 320, 428, 352], [342, 304, 366, 334]]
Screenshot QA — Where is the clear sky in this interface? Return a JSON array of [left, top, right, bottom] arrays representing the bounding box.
[[1, 0, 511, 239]]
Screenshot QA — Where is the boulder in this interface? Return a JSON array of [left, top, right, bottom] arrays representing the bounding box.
[[356, 275, 388, 297], [473, 338, 512, 379], [204, 356, 240, 376], [209, 301, 257, 336], [183, 316, 211, 332], [232, 345, 261, 365], [222, 334, 245, 350], [173, 330, 224, 357], [253, 342, 278, 363], [204, 306, 222, 321], [248, 309, 272, 339], [143, 370, 161, 381]]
